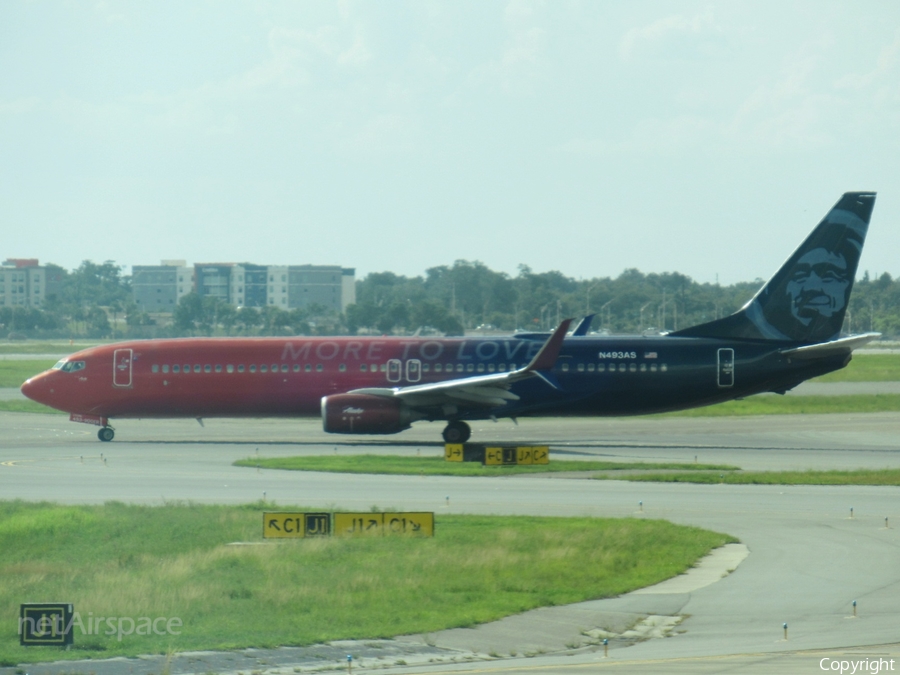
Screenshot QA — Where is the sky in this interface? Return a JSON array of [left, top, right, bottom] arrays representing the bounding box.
[[2, 1, 899, 286]]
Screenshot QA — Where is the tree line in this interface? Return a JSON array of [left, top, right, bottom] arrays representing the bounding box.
[[3, 259, 900, 339]]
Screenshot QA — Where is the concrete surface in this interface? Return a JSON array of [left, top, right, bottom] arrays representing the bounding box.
[[2, 413, 900, 674]]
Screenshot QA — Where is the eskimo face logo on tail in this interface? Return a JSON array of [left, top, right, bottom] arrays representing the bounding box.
[[746, 197, 870, 343], [786, 248, 851, 325]]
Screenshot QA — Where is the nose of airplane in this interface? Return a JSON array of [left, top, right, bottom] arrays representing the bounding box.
[[20, 372, 55, 407]]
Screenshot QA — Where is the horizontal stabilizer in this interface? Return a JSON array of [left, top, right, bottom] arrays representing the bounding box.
[[780, 333, 881, 359]]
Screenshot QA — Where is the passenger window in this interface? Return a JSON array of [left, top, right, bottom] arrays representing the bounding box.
[[193, 365, 201, 373], [457, 364, 464, 373], [435, 364, 442, 372], [293, 364, 300, 372], [184, 364, 190, 373], [250, 365, 257, 373], [305, 364, 312, 372], [173, 365, 180, 373], [488, 364, 495, 372], [339, 364, 346, 372], [510, 363, 517, 370], [204, 365, 212, 373], [227, 365, 234, 373], [598, 364, 605, 372], [618, 363, 626, 373], [316, 364, 323, 372], [261, 365, 268, 373], [650, 364, 657, 372], [360, 364, 368, 372], [587, 363, 595, 372], [152, 365, 159, 373], [499, 364, 506, 372], [561, 363, 569, 372], [281, 364, 288, 373], [162, 365, 169, 373], [422, 364, 430, 372], [215, 365, 222, 373], [476, 364, 484, 372], [238, 365, 245, 373], [661, 364, 668, 372], [640, 364, 647, 372], [577, 363, 585, 372], [272, 364, 278, 372], [629, 363, 636, 372]]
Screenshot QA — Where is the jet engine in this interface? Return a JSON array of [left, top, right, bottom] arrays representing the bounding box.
[[321, 394, 415, 435]]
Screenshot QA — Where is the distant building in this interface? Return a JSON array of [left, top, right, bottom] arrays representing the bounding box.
[[0, 259, 63, 308], [240, 263, 268, 308], [286, 265, 357, 313], [195, 264, 233, 304], [132, 261, 194, 312], [131, 261, 355, 313]]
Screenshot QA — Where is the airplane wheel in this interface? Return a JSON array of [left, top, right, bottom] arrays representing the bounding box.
[[442, 421, 471, 444], [98, 427, 115, 442]]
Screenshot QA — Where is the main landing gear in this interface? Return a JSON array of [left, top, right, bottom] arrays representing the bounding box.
[[98, 426, 115, 442], [442, 420, 471, 444]]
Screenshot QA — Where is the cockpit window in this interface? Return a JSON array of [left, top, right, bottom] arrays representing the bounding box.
[[52, 359, 67, 370], [57, 360, 86, 373]]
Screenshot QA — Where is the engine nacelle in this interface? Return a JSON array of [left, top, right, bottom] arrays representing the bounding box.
[[321, 394, 413, 435]]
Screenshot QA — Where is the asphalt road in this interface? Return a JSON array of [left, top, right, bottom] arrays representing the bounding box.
[[3, 412, 900, 675]]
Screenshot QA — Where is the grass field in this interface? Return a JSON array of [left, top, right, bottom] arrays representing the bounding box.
[[594, 469, 900, 485], [662, 394, 900, 417], [0, 501, 733, 665], [813, 354, 900, 382], [0, 400, 61, 414], [236, 455, 738, 476], [0, 359, 56, 387]]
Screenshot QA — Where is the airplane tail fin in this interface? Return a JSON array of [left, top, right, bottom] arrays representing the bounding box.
[[671, 192, 876, 344]]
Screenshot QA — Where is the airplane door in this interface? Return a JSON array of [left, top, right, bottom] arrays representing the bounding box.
[[717, 348, 734, 388], [405, 359, 421, 383], [387, 359, 402, 383], [113, 348, 133, 388]]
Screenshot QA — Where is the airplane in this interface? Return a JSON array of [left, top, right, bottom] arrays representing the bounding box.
[[21, 192, 878, 444]]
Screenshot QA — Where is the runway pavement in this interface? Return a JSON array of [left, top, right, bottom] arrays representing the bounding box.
[[3, 412, 900, 674]]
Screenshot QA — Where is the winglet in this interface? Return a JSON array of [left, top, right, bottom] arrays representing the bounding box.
[[572, 314, 595, 336], [525, 319, 573, 372]]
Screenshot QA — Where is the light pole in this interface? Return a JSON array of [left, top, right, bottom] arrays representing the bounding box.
[[639, 302, 653, 332], [600, 299, 613, 330], [586, 284, 599, 314]]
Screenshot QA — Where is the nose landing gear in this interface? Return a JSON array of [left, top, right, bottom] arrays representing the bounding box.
[[442, 420, 471, 444]]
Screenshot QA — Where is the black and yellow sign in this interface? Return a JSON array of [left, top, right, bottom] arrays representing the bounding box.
[[531, 446, 549, 464], [334, 512, 384, 536], [485, 446, 516, 465], [19, 603, 73, 646], [263, 512, 331, 538], [444, 444, 464, 462], [264, 512, 433, 538], [334, 512, 434, 537], [483, 445, 549, 465]]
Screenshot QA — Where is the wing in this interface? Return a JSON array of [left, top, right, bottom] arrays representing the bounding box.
[[779, 332, 881, 359], [349, 319, 573, 411]]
